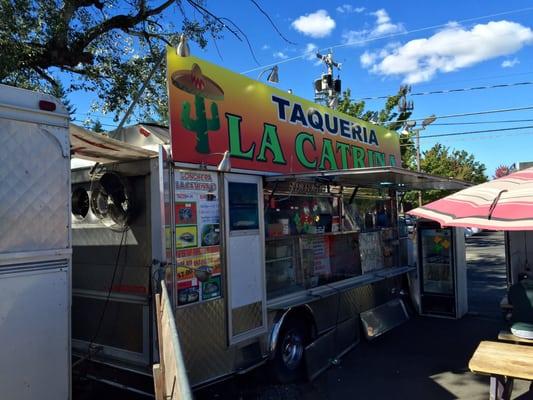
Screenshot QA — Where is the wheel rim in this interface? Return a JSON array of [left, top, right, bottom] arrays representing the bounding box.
[[281, 330, 304, 370]]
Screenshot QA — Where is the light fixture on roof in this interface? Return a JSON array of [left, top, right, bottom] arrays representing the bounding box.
[[199, 151, 231, 172], [258, 65, 279, 83], [177, 34, 190, 57], [217, 151, 231, 172]]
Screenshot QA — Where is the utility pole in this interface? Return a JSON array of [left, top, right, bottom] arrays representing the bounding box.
[[314, 50, 342, 109], [402, 114, 437, 207]]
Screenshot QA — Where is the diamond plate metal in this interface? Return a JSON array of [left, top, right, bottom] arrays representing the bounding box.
[[0, 120, 69, 253], [232, 301, 263, 336], [309, 276, 404, 333], [175, 298, 235, 386]]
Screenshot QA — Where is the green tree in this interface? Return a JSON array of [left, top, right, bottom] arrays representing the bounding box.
[[337, 86, 415, 169], [420, 143, 487, 203], [92, 120, 104, 133], [0, 1, 288, 123], [49, 82, 76, 118]]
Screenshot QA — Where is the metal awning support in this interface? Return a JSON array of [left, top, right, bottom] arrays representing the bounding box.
[[265, 166, 470, 191]]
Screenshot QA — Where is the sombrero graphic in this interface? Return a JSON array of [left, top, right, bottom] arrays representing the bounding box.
[[171, 63, 224, 154], [171, 63, 224, 101]]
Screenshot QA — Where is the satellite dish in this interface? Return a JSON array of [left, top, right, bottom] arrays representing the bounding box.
[[90, 172, 133, 230]]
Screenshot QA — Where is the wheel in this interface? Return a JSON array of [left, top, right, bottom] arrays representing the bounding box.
[[272, 318, 309, 383]]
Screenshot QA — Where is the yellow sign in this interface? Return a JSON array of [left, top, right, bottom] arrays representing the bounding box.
[[167, 49, 401, 173]]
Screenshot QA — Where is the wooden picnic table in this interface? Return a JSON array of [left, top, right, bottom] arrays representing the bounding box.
[[469, 340, 533, 400]]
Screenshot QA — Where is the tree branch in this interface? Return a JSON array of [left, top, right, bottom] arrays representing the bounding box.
[[33, 67, 59, 88], [74, 0, 175, 51], [249, 0, 296, 45]]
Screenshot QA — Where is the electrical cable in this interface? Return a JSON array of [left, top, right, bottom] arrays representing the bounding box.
[[354, 81, 533, 101], [431, 118, 533, 126], [419, 124, 533, 140], [85, 228, 128, 360], [241, 6, 533, 74], [397, 105, 533, 125]]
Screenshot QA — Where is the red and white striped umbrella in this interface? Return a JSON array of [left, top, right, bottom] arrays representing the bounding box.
[[408, 167, 533, 231]]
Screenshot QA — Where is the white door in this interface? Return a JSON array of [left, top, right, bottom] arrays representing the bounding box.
[[224, 174, 267, 344]]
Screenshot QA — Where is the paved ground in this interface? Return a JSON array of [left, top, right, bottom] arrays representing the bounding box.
[[466, 231, 508, 319], [76, 231, 533, 399], [196, 231, 532, 400]]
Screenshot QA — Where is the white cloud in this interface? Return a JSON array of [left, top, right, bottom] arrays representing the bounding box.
[[303, 43, 318, 60], [261, 44, 270, 50], [360, 51, 377, 67], [273, 51, 288, 60], [336, 4, 365, 13], [502, 58, 520, 68], [302, 43, 323, 66], [342, 9, 404, 45], [292, 10, 336, 38], [360, 20, 533, 84]]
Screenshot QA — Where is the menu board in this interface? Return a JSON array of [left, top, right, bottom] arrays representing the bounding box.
[[359, 232, 384, 273], [301, 236, 331, 286], [176, 246, 222, 305], [174, 170, 222, 305]]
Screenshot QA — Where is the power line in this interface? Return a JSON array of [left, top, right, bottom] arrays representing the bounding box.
[[241, 6, 533, 74], [432, 118, 533, 126], [354, 81, 533, 101], [398, 105, 533, 125], [420, 125, 533, 139]]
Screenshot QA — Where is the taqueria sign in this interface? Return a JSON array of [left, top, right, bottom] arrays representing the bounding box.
[[167, 49, 401, 173]]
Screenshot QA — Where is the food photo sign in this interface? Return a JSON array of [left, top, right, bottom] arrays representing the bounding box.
[[174, 170, 222, 306], [167, 49, 401, 173]]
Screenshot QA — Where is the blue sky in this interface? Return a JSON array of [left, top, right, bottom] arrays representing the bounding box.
[[70, 1, 533, 177]]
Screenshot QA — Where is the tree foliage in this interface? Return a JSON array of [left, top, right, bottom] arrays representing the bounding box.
[[0, 0, 252, 122], [337, 86, 415, 169], [420, 143, 487, 203]]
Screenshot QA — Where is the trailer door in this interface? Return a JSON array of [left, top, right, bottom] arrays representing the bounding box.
[[224, 174, 267, 344]]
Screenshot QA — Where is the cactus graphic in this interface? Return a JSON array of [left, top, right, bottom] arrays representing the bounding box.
[[172, 63, 224, 155], [181, 94, 220, 154]]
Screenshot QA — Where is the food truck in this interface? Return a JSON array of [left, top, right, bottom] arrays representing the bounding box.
[[70, 49, 469, 392], [0, 84, 71, 399]]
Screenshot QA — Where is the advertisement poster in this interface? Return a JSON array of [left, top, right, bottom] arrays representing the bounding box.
[[176, 246, 222, 303], [175, 170, 220, 249], [301, 236, 331, 277], [176, 202, 197, 225], [176, 225, 198, 249], [177, 279, 200, 306], [202, 275, 222, 301], [167, 51, 400, 173], [174, 170, 222, 305]]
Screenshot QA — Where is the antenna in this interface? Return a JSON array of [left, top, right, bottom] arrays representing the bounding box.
[[314, 49, 342, 109]]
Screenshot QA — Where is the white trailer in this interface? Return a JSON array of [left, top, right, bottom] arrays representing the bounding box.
[[0, 84, 71, 399]]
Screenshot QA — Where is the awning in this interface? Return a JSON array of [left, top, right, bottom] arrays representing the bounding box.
[[409, 167, 533, 230], [70, 124, 157, 163], [265, 166, 470, 191]]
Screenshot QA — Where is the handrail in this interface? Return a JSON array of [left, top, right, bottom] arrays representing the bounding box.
[[153, 282, 192, 400]]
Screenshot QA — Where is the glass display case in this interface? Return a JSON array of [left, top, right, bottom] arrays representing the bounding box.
[[265, 237, 302, 299], [263, 190, 399, 300], [417, 220, 457, 317]]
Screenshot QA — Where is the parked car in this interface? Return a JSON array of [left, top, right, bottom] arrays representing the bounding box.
[[399, 215, 416, 236], [465, 227, 482, 237]]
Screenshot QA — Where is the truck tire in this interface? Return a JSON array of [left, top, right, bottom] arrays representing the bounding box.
[[272, 318, 309, 383]]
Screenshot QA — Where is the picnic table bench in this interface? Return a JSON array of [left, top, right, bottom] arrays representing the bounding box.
[[498, 330, 533, 345], [469, 340, 533, 400]]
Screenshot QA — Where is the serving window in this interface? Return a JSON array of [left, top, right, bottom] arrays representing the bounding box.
[[264, 188, 400, 300], [264, 193, 360, 299]]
